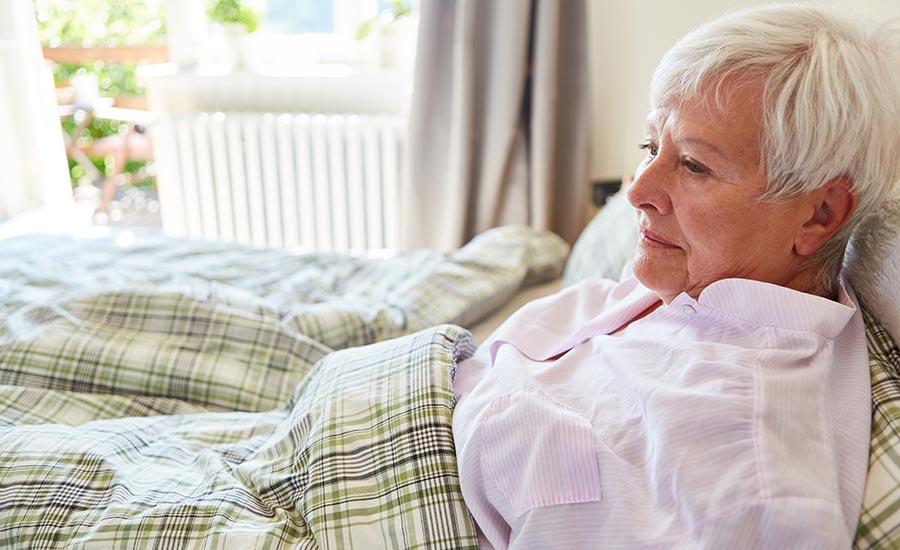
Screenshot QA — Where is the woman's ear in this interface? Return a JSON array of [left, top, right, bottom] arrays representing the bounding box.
[[794, 177, 858, 257]]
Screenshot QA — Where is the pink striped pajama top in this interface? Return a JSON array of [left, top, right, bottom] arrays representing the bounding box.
[[452, 265, 870, 549]]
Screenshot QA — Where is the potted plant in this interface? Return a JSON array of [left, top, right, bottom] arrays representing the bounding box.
[[356, 0, 416, 68], [207, 0, 260, 69]]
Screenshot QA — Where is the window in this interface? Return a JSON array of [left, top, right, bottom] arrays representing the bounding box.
[[264, 0, 336, 34], [238, 0, 415, 67], [175, 0, 416, 71]]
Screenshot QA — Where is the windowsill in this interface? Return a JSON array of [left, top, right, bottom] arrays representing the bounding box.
[[0, 202, 94, 241], [137, 62, 412, 116], [137, 61, 402, 79]]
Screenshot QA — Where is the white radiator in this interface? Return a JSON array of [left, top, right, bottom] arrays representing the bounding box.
[[152, 112, 404, 252]]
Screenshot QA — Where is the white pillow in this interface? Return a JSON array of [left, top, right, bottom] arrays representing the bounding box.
[[562, 190, 639, 286], [844, 192, 900, 344]]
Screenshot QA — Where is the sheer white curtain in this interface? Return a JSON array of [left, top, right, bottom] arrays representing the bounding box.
[[0, 0, 70, 223], [401, 0, 591, 250]]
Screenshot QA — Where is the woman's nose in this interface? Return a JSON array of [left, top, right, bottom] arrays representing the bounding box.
[[627, 160, 672, 215]]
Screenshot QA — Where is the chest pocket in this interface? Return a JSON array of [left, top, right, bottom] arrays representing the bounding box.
[[481, 389, 603, 517]]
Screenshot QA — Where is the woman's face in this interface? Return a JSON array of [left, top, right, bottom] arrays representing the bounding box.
[[627, 81, 812, 303]]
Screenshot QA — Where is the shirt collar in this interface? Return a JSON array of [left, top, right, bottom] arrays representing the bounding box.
[[666, 277, 857, 339]]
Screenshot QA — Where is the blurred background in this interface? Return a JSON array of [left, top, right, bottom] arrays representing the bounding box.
[[14, 0, 414, 232]]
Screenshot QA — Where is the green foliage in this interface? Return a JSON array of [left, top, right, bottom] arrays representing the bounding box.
[[53, 60, 143, 97], [34, 0, 167, 48], [60, 113, 133, 142], [36, 0, 165, 95], [207, 0, 260, 33], [356, 0, 412, 41]]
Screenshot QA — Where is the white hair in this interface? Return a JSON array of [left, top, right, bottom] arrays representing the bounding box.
[[650, 3, 900, 292]]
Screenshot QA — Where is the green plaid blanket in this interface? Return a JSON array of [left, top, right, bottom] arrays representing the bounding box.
[[855, 309, 900, 549], [0, 225, 567, 412], [0, 226, 569, 549], [0, 325, 477, 549]]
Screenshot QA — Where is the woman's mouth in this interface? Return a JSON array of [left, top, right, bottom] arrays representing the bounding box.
[[639, 230, 679, 249]]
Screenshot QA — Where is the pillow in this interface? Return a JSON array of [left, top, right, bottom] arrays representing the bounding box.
[[844, 192, 900, 345], [845, 191, 900, 549], [562, 189, 639, 286], [855, 309, 900, 550]]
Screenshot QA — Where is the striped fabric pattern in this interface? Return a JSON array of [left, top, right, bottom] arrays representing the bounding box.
[[0, 226, 567, 548], [855, 308, 900, 549], [482, 390, 603, 516]]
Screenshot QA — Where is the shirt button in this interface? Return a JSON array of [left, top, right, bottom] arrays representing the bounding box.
[[682, 305, 697, 317]]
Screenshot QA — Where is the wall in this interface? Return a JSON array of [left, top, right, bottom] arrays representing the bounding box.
[[587, 0, 900, 182], [0, 0, 71, 222]]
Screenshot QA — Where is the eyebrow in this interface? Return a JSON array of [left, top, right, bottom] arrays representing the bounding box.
[[676, 137, 729, 161]]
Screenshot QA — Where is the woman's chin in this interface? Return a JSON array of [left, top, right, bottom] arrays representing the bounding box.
[[631, 254, 683, 302]]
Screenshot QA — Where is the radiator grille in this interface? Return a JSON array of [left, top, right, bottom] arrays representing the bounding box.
[[152, 112, 404, 252]]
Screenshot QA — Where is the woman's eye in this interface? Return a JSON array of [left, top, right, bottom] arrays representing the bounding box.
[[638, 142, 658, 157], [684, 160, 705, 174]]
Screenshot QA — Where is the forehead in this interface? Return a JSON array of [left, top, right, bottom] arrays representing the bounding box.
[[646, 79, 765, 156]]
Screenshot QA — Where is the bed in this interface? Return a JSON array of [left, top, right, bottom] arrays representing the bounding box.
[[0, 224, 565, 548], [1, 192, 900, 549]]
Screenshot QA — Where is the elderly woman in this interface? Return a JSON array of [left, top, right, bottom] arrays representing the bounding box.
[[452, 4, 900, 549]]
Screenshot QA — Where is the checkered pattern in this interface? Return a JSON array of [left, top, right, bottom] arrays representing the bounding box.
[[0, 325, 477, 549], [0, 226, 567, 548], [855, 309, 900, 549], [0, 225, 568, 412]]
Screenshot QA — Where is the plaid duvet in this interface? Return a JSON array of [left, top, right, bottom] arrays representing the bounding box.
[[855, 310, 900, 549], [0, 226, 568, 549], [0, 325, 477, 549], [0, 225, 567, 412]]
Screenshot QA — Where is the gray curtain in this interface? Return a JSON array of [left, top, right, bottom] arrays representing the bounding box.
[[401, 0, 591, 250]]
